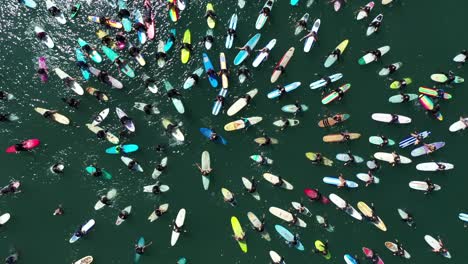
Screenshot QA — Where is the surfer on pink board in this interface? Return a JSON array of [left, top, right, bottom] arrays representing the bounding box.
[[6, 139, 40, 153]]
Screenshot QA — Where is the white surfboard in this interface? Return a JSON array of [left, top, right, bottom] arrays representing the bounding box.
[[201, 151, 210, 190], [263, 173, 293, 190], [152, 157, 168, 179], [92, 108, 109, 126], [148, 203, 169, 222], [241, 177, 260, 200], [171, 208, 186, 246]]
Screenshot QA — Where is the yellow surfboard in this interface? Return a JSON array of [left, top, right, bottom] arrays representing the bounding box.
[[231, 216, 247, 253], [336, 39, 349, 54], [206, 3, 216, 28], [357, 201, 387, 231], [181, 29, 191, 64], [315, 240, 331, 259]]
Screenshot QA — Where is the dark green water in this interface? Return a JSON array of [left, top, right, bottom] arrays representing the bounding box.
[[0, 0, 467, 263]]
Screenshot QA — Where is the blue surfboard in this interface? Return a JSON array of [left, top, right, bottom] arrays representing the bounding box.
[[233, 33, 261, 65], [199, 128, 227, 145], [105, 144, 139, 154], [274, 224, 305, 251], [202, 53, 218, 88]]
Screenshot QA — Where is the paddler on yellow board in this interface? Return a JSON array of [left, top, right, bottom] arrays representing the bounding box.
[[233, 231, 245, 242], [313, 240, 329, 255]]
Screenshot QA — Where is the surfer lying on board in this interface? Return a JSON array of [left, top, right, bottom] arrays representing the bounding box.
[[371, 49, 382, 61], [294, 203, 306, 214], [236, 45, 252, 54], [288, 212, 298, 226], [152, 182, 162, 194], [336, 87, 345, 101], [227, 28, 236, 38], [135, 241, 153, 255], [0, 182, 20, 195], [344, 150, 355, 166], [424, 178, 436, 194], [209, 129, 218, 141], [338, 174, 347, 188], [204, 8, 217, 19]]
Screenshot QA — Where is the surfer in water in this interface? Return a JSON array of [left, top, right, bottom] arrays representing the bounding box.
[[390, 114, 399, 123], [289, 234, 300, 247], [436, 163, 446, 171], [209, 129, 219, 141], [386, 63, 398, 74], [53, 204, 64, 216], [258, 133, 272, 146], [294, 203, 306, 214], [312, 153, 323, 164], [379, 135, 389, 147], [424, 178, 436, 194], [338, 173, 347, 188], [127, 159, 139, 171], [344, 150, 355, 166], [51, 163, 64, 174], [273, 176, 284, 187], [261, 2, 272, 16], [151, 182, 162, 194], [300, 29, 318, 42], [135, 241, 153, 255], [411, 132, 424, 145], [399, 92, 410, 102], [391, 151, 401, 167], [99, 195, 112, 206], [365, 171, 376, 187], [233, 231, 246, 241], [433, 237, 449, 255], [247, 176, 257, 193], [196, 163, 212, 176], [368, 158, 380, 171], [118, 208, 129, 220], [314, 240, 329, 255], [253, 214, 266, 232], [279, 117, 290, 130], [460, 116, 468, 128], [424, 143, 436, 153], [401, 211, 415, 227], [340, 132, 351, 141], [153, 205, 164, 217], [293, 101, 303, 115], [393, 239, 406, 257]]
